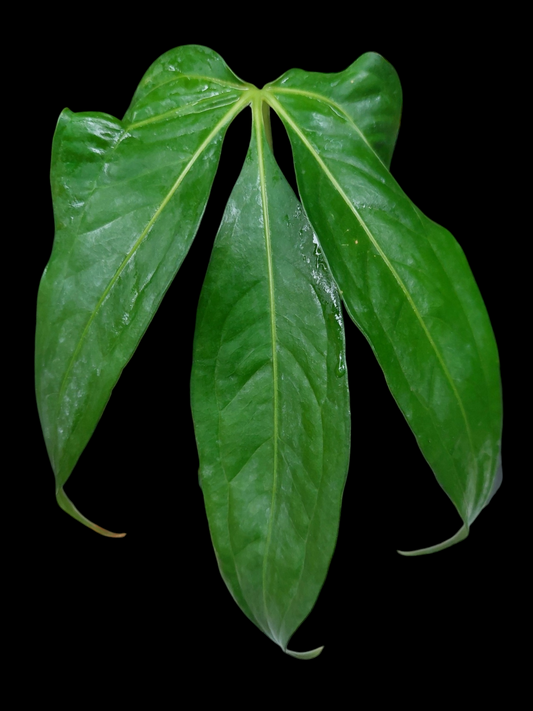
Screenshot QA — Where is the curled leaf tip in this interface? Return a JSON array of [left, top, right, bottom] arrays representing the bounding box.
[[397, 523, 469, 557], [285, 646, 324, 660], [56, 487, 126, 538], [90, 525, 126, 539]]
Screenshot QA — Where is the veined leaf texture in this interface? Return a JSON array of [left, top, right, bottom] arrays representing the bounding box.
[[36, 45, 502, 655]]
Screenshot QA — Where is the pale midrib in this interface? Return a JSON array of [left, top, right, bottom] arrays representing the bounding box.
[[255, 100, 280, 644], [56, 97, 248, 424], [268, 86, 388, 170], [267, 96, 475, 459]]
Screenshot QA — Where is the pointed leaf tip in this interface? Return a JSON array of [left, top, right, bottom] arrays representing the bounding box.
[[56, 487, 126, 538], [397, 523, 469, 557], [285, 646, 324, 660]]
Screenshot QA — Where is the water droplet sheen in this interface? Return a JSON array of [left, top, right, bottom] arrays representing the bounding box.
[[336, 351, 346, 378]]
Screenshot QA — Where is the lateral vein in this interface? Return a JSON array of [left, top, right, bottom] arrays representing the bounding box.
[[127, 93, 242, 131], [131, 73, 250, 109], [268, 87, 388, 169]]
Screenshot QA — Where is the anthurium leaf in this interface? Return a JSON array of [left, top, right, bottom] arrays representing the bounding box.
[[265, 54, 502, 554], [190, 97, 350, 655], [36, 46, 250, 535]]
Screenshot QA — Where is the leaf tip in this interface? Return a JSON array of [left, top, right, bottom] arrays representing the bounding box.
[[56, 487, 126, 538], [396, 523, 469, 557], [285, 645, 324, 660], [90, 524, 127, 539]]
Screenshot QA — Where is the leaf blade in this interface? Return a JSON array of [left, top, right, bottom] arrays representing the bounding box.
[[191, 99, 350, 653], [267, 56, 502, 552], [36, 46, 250, 533]]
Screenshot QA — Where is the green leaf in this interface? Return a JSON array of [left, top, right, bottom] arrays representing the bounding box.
[[265, 53, 502, 554], [190, 96, 350, 655], [35, 46, 250, 535], [39, 45, 504, 661]]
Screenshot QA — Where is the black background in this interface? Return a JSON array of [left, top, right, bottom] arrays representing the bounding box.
[[20, 12, 521, 689]]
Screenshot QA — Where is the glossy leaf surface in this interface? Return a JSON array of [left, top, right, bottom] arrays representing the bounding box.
[[35, 46, 250, 534], [265, 54, 502, 553], [191, 99, 350, 656], [39, 44, 503, 663]]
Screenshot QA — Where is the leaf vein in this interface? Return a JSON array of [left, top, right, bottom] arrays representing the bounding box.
[[131, 73, 249, 108], [228, 438, 273, 484], [255, 100, 280, 645]]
